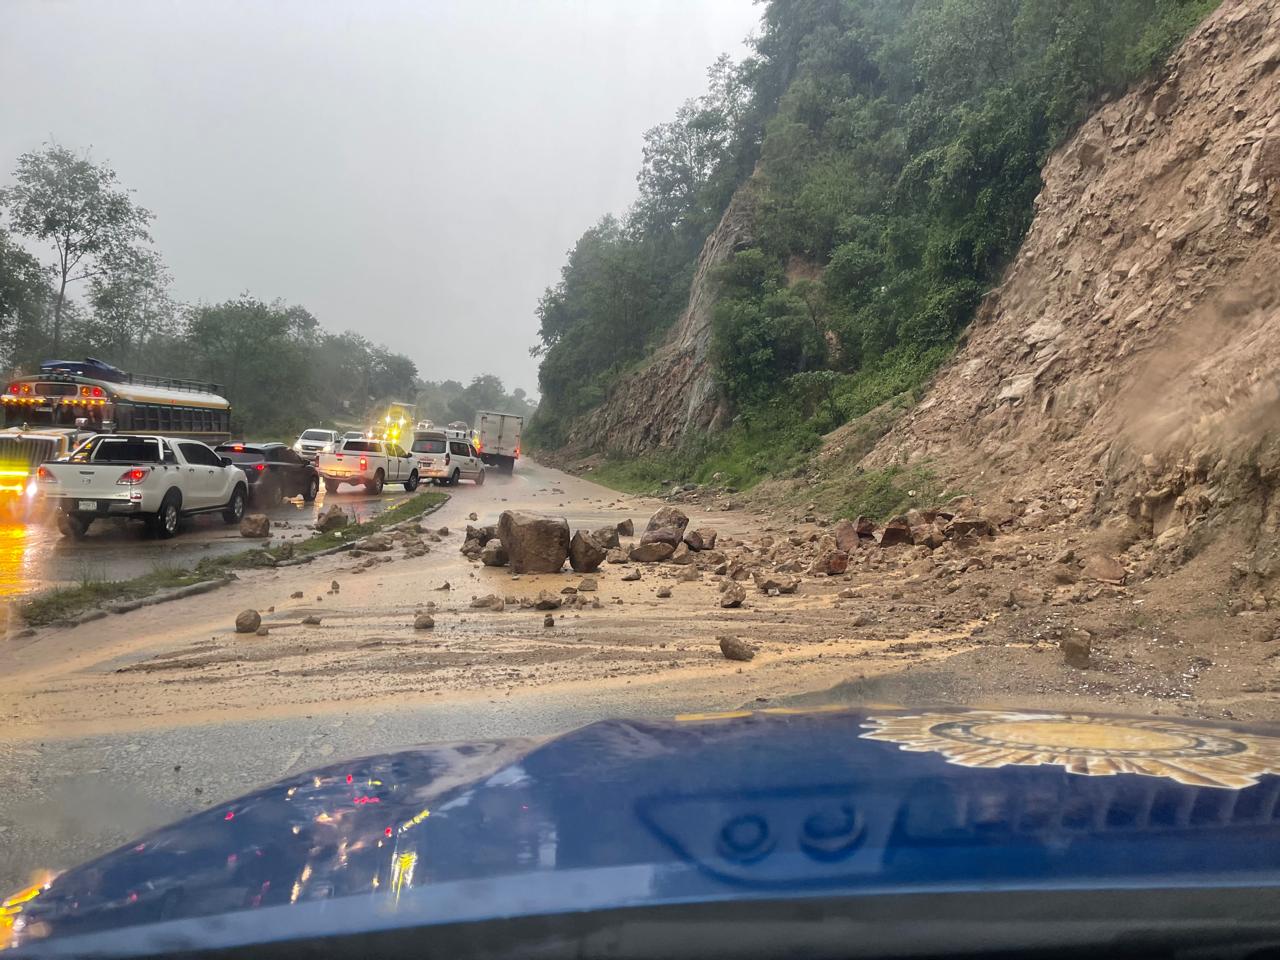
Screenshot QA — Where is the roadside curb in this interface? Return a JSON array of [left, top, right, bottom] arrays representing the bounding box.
[[104, 576, 236, 616]]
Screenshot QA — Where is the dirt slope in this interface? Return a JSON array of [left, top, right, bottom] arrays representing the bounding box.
[[865, 0, 1280, 554]]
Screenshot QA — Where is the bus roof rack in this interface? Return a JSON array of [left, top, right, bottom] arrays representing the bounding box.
[[38, 358, 224, 395]]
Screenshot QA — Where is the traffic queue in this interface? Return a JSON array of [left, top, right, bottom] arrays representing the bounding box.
[[1, 358, 524, 540]]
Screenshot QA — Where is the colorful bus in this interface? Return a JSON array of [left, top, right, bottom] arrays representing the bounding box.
[[2, 358, 232, 442]]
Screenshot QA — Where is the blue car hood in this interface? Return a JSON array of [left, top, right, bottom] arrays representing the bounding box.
[[7, 706, 1280, 956]]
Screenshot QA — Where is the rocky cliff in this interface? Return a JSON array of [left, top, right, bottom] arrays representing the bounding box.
[[564, 186, 754, 455], [864, 0, 1280, 555]]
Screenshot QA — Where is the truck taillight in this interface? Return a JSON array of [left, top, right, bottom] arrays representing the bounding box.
[[116, 467, 150, 484], [444, 453, 451, 466], [359, 457, 367, 470], [254, 463, 266, 471], [36, 466, 54, 481]]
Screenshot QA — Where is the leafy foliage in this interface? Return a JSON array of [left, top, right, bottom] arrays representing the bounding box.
[[532, 0, 1219, 480]]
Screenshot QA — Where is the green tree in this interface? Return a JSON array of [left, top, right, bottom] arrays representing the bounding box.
[[1, 144, 153, 355]]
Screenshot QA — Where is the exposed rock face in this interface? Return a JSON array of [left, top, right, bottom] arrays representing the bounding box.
[[480, 540, 509, 567], [496, 511, 570, 573], [566, 186, 753, 453], [863, 0, 1280, 550]]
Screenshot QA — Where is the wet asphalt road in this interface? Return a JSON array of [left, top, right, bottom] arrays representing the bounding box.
[[0, 459, 693, 892], [0, 484, 417, 600]]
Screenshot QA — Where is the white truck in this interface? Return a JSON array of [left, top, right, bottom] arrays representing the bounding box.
[[316, 438, 419, 495], [475, 410, 524, 474], [38, 434, 248, 539]]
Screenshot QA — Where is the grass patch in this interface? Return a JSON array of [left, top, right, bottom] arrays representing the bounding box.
[[18, 491, 448, 626]]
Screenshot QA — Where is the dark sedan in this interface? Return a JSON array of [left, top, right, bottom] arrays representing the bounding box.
[[214, 442, 319, 505]]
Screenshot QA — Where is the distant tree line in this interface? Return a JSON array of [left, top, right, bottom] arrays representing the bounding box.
[[529, 0, 1219, 456], [0, 144, 534, 439]]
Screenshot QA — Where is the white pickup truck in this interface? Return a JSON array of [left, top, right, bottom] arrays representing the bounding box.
[[38, 434, 248, 539], [316, 439, 419, 495]]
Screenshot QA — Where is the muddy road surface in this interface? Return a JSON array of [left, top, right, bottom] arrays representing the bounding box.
[[2, 457, 1275, 891]]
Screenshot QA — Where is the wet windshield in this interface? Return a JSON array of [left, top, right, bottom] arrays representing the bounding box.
[[411, 438, 446, 453], [300, 431, 331, 441]]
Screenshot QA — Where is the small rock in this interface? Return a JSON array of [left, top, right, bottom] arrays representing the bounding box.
[[754, 572, 799, 594], [414, 613, 435, 630], [330, 580, 340, 593], [534, 591, 562, 610], [878, 516, 914, 548], [656, 586, 672, 598], [677, 566, 701, 582], [577, 577, 598, 592], [543, 613, 555, 628], [718, 635, 755, 661], [720, 582, 747, 608], [235, 609, 261, 634], [255, 626, 269, 637], [606, 547, 629, 564], [630, 542, 675, 563], [301, 615, 322, 625], [621, 569, 642, 582], [470, 594, 506, 611], [290, 590, 304, 599], [1082, 555, 1127, 585], [240, 513, 270, 538], [808, 550, 849, 576], [315, 505, 350, 532], [480, 540, 509, 567], [468, 512, 478, 521], [616, 518, 634, 537], [1061, 632, 1092, 669]]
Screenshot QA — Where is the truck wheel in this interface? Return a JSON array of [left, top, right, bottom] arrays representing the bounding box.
[[449, 469, 460, 487], [303, 475, 320, 502], [366, 470, 384, 495], [151, 492, 182, 539], [324, 479, 340, 495], [404, 470, 419, 492], [58, 513, 90, 539], [474, 468, 485, 486], [221, 485, 247, 524]]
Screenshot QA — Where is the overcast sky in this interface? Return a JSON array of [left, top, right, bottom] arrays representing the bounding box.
[[0, 0, 761, 394]]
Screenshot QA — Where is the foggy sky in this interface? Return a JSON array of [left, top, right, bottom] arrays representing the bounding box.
[[0, 0, 761, 395]]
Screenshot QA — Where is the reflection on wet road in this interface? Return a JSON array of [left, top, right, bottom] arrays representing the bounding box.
[[0, 486, 423, 598]]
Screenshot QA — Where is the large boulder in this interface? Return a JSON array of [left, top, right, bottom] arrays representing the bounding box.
[[809, 549, 849, 576], [569, 530, 607, 573], [239, 513, 270, 538], [640, 506, 689, 547], [616, 518, 634, 537], [754, 571, 799, 594], [496, 511, 570, 573], [592, 525, 621, 549], [315, 505, 350, 532], [630, 541, 675, 563]]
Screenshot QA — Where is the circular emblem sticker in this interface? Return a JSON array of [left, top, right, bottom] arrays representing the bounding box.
[[859, 711, 1280, 789]]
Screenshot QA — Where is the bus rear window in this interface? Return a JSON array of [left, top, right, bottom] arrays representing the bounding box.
[[412, 439, 446, 454], [92, 439, 163, 463], [341, 440, 379, 453]]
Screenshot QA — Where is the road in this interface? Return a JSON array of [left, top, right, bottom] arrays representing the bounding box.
[[0, 484, 415, 599], [3, 458, 864, 891]]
